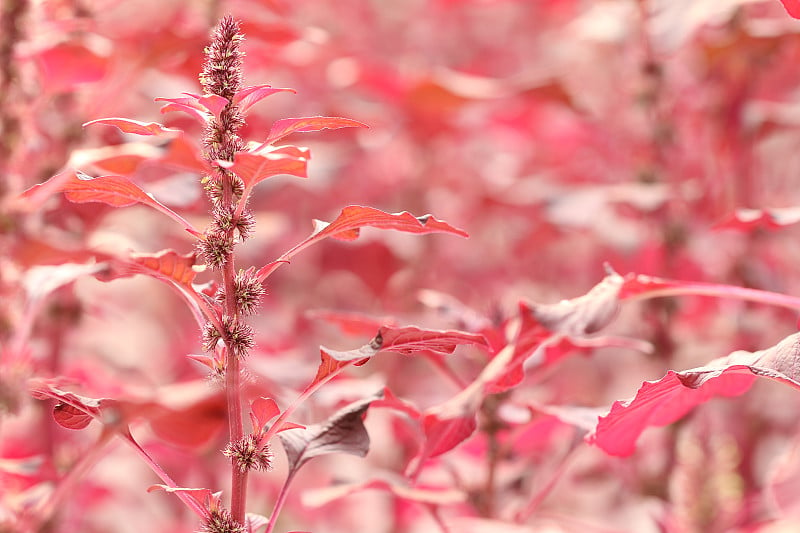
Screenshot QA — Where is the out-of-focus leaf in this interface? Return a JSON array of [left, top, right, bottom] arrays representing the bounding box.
[[29, 380, 104, 430], [306, 309, 394, 337], [83, 117, 181, 136], [19, 170, 201, 236], [778, 0, 800, 18], [148, 393, 227, 449], [301, 478, 466, 507], [34, 42, 108, 91], [256, 116, 368, 149], [278, 391, 383, 477], [250, 397, 280, 433], [257, 206, 469, 281], [587, 332, 800, 456], [714, 207, 800, 232]]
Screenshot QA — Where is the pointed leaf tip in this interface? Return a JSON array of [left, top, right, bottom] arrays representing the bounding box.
[[588, 332, 800, 456], [278, 391, 383, 476]]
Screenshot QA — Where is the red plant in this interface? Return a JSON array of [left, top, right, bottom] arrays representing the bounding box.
[[5, 2, 800, 533]]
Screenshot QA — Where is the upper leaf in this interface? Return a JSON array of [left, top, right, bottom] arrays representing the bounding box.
[[278, 391, 383, 477], [587, 331, 800, 456], [255, 116, 368, 150], [257, 206, 469, 281]]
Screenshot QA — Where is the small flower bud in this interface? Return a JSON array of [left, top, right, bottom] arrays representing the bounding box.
[[201, 506, 246, 533], [216, 268, 265, 316], [197, 230, 233, 270], [223, 433, 273, 473]]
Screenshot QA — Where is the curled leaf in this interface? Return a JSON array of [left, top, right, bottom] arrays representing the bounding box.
[[588, 332, 800, 456], [278, 391, 383, 477], [527, 268, 623, 336]]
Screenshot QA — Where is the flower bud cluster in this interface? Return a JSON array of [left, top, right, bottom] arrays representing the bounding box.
[[223, 433, 273, 473]]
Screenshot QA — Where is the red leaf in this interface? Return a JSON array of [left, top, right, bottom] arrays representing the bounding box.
[[35, 42, 108, 91], [148, 394, 227, 449], [20, 170, 200, 236], [256, 116, 368, 149], [29, 380, 103, 430], [779, 0, 800, 18], [250, 397, 280, 433], [83, 117, 180, 136], [258, 206, 468, 281], [53, 402, 93, 430], [127, 250, 201, 288], [587, 332, 800, 456], [233, 84, 296, 114], [278, 392, 383, 477], [421, 411, 478, 459], [216, 148, 309, 191]]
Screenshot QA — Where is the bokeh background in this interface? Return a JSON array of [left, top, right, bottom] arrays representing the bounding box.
[[5, 1, 800, 531]]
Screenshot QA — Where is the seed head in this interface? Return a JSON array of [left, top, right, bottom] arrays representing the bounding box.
[[200, 506, 246, 533], [216, 268, 265, 316], [223, 433, 273, 473]]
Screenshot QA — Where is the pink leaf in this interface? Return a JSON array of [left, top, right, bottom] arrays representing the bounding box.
[[233, 85, 296, 114], [83, 117, 180, 136], [527, 268, 624, 336], [155, 96, 209, 124], [256, 116, 368, 149], [250, 397, 280, 433], [779, 0, 800, 18], [278, 391, 383, 477], [587, 332, 800, 456], [305, 309, 393, 337], [257, 206, 468, 281]]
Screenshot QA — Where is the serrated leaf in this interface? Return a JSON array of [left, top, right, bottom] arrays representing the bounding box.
[[587, 331, 800, 456], [310, 326, 488, 390], [278, 391, 383, 476], [257, 206, 469, 281], [20, 170, 200, 236], [83, 117, 180, 136]]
